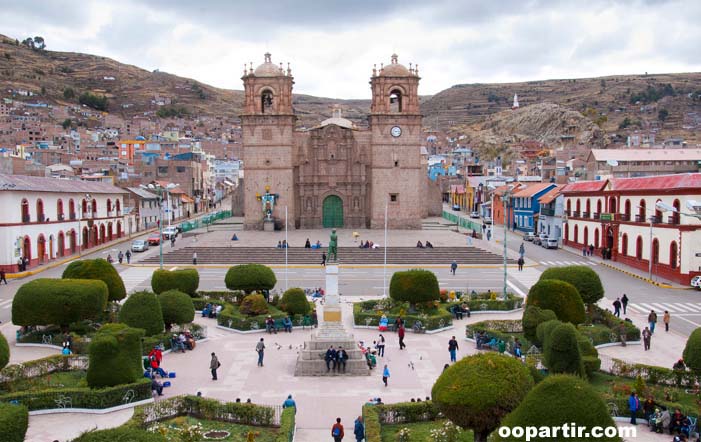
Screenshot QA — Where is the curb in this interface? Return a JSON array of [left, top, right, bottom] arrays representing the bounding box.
[[127, 263, 535, 270], [352, 324, 454, 334], [599, 262, 674, 289], [28, 397, 154, 416]]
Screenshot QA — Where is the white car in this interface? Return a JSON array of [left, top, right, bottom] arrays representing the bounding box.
[[483, 216, 492, 224], [523, 232, 535, 241], [691, 275, 701, 290], [470, 211, 480, 219], [131, 240, 149, 252], [162, 226, 178, 239], [545, 238, 559, 249]]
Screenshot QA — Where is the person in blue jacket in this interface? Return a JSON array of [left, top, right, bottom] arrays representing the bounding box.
[[628, 392, 640, 425]]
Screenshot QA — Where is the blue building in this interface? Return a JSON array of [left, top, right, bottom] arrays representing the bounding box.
[[511, 183, 557, 232]]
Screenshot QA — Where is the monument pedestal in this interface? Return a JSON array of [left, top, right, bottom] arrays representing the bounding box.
[[263, 220, 275, 231], [295, 264, 369, 376]]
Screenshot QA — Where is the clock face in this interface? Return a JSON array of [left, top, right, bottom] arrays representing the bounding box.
[[390, 126, 402, 137]]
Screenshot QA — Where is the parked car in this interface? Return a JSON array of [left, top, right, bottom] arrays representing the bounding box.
[[470, 211, 480, 219], [162, 226, 178, 239], [483, 216, 492, 224], [533, 234, 547, 246], [691, 275, 701, 290], [147, 233, 162, 245], [523, 231, 535, 241], [131, 240, 149, 252], [452, 204, 461, 211], [545, 238, 559, 249]]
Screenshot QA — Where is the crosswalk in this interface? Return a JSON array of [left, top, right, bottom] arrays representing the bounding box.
[[118, 267, 154, 294], [538, 260, 597, 267], [628, 302, 701, 315]]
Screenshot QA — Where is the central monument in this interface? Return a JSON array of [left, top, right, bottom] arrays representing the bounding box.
[[294, 231, 369, 376]]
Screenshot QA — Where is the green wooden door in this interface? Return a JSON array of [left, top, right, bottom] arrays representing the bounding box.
[[322, 195, 344, 228]]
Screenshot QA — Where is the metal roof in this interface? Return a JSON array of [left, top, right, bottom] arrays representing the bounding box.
[[561, 180, 608, 194], [512, 183, 556, 198], [611, 173, 701, 191], [590, 148, 701, 162], [0, 173, 127, 194]]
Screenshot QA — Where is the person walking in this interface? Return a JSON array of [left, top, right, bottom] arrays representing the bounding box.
[[354, 416, 365, 442], [613, 298, 622, 318], [642, 326, 652, 351], [321, 252, 327, 267], [648, 310, 658, 334], [517, 257, 524, 271], [377, 334, 385, 357], [256, 338, 266, 367], [331, 417, 345, 442], [466, 234, 473, 246], [397, 325, 406, 350], [519, 242, 525, 258], [118, 251, 124, 264], [621, 294, 629, 315], [448, 336, 459, 363], [282, 394, 296, 412], [125, 250, 131, 264], [210, 352, 220, 380], [382, 364, 390, 387], [663, 310, 670, 332], [628, 392, 640, 425], [192, 251, 198, 265], [0, 269, 7, 285], [450, 260, 458, 276]]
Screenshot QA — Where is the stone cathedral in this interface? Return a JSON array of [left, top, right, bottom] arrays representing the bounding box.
[[241, 53, 431, 230]]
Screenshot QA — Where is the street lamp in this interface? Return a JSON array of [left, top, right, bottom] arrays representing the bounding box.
[[502, 189, 513, 300], [141, 183, 178, 270]]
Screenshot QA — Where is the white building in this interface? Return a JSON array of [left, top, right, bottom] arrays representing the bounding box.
[[0, 174, 128, 272], [538, 186, 564, 242]]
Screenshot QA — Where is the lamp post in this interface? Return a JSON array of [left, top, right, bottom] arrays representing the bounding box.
[[142, 183, 177, 270], [502, 191, 512, 300], [383, 199, 388, 298]]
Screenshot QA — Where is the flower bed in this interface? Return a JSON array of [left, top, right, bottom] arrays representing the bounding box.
[[443, 292, 523, 313], [0, 355, 87, 385], [363, 402, 472, 442], [353, 300, 453, 331], [216, 303, 311, 331], [464, 320, 531, 351]]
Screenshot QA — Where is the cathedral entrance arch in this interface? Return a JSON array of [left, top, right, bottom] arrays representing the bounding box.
[[322, 195, 344, 228]]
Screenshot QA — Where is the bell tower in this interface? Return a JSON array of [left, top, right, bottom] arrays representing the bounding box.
[[368, 54, 423, 228], [241, 53, 296, 230]]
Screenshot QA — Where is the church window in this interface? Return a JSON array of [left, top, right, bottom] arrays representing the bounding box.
[[389, 89, 403, 113], [261, 89, 273, 113], [390, 193, 398, 202], [394, 160, 399, 167]]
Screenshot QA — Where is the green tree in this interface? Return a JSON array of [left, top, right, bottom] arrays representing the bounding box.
[[63, 258, 126, 301], [497, 375, 620, 441], [522, 305, 557, 343], [0, 403, 29, 442], [87, 324, 144, 388], [240, 293, 269, 316], [280, 288, 311, 315], [432, 353, 534, 442], [389, 269, 440, 307], [158, 290, 195, 330], [63, 87, 75, 99], [61, 118, 72, 129], [151, 268, 199, 296], [33, 36, 45, 50], [683, 327, 701, 373], [118, 291, 164, 336], [527, 279, 585, 324], [0, 333, 9, 370], [658, 108, 669, 121], [539, 265, 604, 307], [79, 92, 108, 111], [225, 264, 276, 294], [543, 323, 585, 377], [40, 85, 46, 95]]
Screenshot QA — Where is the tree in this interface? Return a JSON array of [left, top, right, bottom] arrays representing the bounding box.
[[240, 293, 269, 316], [389, 269, 440, 307], [658, 109, 669, 121], [158, 290, 195, 330], [497, 375, 621, 442], [225, 264, 276, 294], [543, 323, 585, 377], [40, 86, 46, 95], [522, 305, 557, 343], [539, 266, 604, 307], [12, 279, 108, 328], [118, 291, 164, 336], [63, 87, 75, 99], [63, 258, 126, 301], [280, 288, 311, 315], [536, 319, 563, 350], [33, 36, 45, 50], [79, 92, 108, 111], [62, 118, 72, 129], [0, 403, 29, 442], [432, 353, 534, 442], [151, 268, 199, 296], [87, 324, 144, 388], [526, 279, 585, 324], [21, 38, 34, 49], [683, 327, 701, 373], [0, 333, 9, 370]]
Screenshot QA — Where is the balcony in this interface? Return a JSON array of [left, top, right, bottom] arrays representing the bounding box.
[[58, 213, 65, 221], [22, 214, 30, 223], [592, 212, 600, 220], [572, 211, 581, 218], [564, 210, 571, 217], [582, 212, 590, 219], [38, 214, 45, 222], [667, 216, 679, 225], [651, 216, 662, 224], [635, 214, 645, 222], [69, 213, 76, 220], [541, 207, 555, 217], [616, 213, 630, 222]]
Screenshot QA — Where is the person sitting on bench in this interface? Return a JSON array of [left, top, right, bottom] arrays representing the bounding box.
[[416, 241, 424, 248], [425, 241, 433, 248]]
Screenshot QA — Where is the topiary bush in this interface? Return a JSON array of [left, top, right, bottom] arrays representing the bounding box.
[[279, 288, 310, 315], [526, 279, 585, 325], [539, 265, 604, 306], [87, 324, 144, 388], [543, 322, 585, 377], [240, 293, 270, 316], [536, 319, 563, 350], [389, 269, 440, 307], [0, 333, 9, 370], [151, 268, 200, 296], [63, 258, 126, 301], [72, 427, 166, 442], [118, 291, 164, 336], [432, 353, 534, 442], [225, 264, 277, 294], [0, 403, 28, 442], [12, 278, 108, 328], [497, 375, 621, 441], [522, 305, 557, 343], [158, 290, 195, 330], [683, 327, 701, 373]]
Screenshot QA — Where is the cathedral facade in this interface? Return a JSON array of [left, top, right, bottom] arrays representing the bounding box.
[[241, 53, 429, 230]]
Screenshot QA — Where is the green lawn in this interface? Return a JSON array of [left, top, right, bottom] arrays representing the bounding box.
[[0, 370, 86, 393], [380, 420, 473, 442], [588, 371, 699, 411], [151, 416, 280, 441]]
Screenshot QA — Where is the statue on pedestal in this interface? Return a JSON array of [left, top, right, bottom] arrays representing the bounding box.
[[256, 186, 279, 221], [328, 229, 338, 262]]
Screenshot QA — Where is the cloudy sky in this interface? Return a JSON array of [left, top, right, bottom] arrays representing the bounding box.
[[1, 0, 699, 98]]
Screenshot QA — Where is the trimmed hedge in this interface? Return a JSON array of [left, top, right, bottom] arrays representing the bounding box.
[[432, 353, 534, 442], [0, 403, 28, 442], [607, 358, 698, 387], [13, 278, 108, 327], [543, 322, 585, 377], [240, 293, 269, 316], [354, 301, 453, 331], [63, 258, 127, 301], [0, 355, 85, 386], [539, 265, 604, 306], [217, 304, 293, 331], [118, 291, 164, 336], [277, 407, 296, 442], [280, 288, 311, 315], [0, 333, 8, 370], [151, 269, 199, 296], [527, 279, 586, 324], [72, 427, 166, 442], [87, 324, 144, 388], [683, 327, 701, 372], [522, 306, 557, 343], [225, 264, 276, 294], [443, 293, 523, 313], [158, 290, 195, 329], [389, 269, 440, 305], [363, 403, 381, 442], [497, 375, 620, 442]]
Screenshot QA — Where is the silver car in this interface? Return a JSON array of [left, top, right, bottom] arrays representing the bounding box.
[[131, 239, 149, 252]]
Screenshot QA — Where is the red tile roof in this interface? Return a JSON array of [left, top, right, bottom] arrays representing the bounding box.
[[610, 173, 701, 191], [538, 186, 561, 204], [512, 183, 555, 198], [561, 180, 607, 194]]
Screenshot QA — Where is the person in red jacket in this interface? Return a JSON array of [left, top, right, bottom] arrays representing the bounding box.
[[331, 417, 344, 442], [398, 325, 406, 350]]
